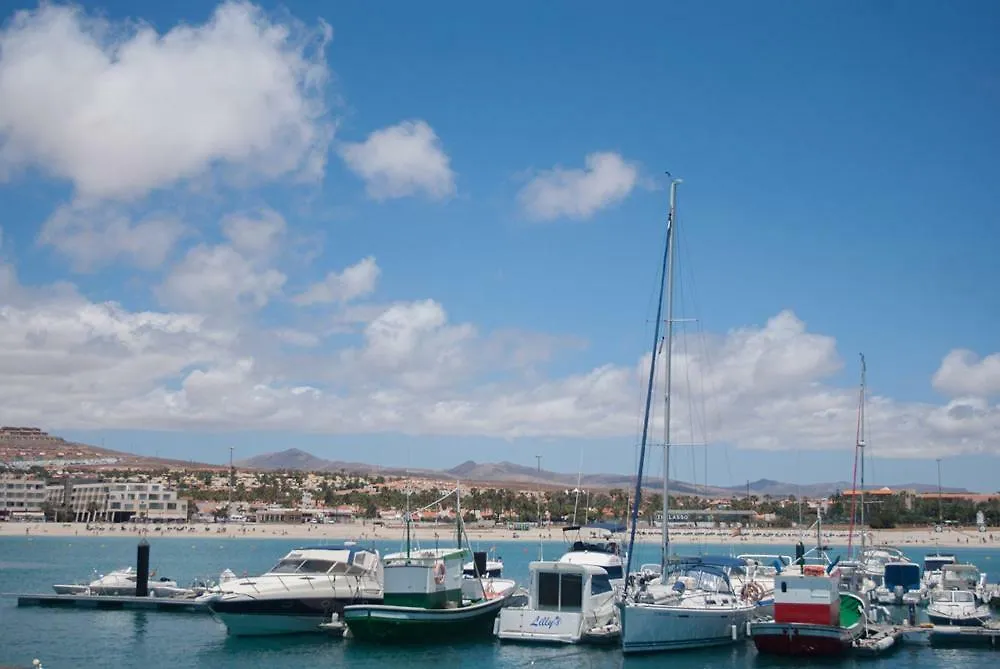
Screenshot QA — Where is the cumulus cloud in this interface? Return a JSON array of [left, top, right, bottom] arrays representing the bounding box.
[[294, 256, 380, 306], [0, 1, 333, 200], [39, 203, 186, 271], [220, 209, 287, 259], [156, 244, 286, 313], [932, 349, 1000, 397], [0, 252, 996, 456], [518, 152, 639, 221], [339, 120, 456, 200]]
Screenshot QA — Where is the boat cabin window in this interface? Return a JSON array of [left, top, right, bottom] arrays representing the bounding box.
[[953, 591, 975, 603], [536, 572, 584, 612], [591, 574, 613, 595], [299, 559, 336, 574], [269, 559, 305, 574]]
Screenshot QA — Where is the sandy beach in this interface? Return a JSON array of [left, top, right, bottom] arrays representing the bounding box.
[[2, 521, 998, 549]]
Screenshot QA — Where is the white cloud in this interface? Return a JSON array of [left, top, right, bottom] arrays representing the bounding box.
[[39, 203, 186, 271], [294, 256, 380, 305], [932, 349, 1000, 397], [518, 151, 639, 221], [221, 209, 287, 259], [273, 328, 321, 348], [0, 1, 333, 200], [0, 253, 996, 457], [339, 120, 456, 200], [156, 244, 286, 313]]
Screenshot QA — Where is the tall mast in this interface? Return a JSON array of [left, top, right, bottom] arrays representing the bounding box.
[[858, 354, 867, 556], [624, 176, 676, 578], [405, 483, 412, 558], [456, 481, 462, 549], [660, 179, 679, 572]]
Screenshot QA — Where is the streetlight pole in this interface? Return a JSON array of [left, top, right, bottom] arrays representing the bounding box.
[[936, 458, 943, 524], [228, 447, 234, 517]]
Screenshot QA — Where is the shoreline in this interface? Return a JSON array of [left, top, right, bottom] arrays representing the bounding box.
[[2, 521, 998, 549]]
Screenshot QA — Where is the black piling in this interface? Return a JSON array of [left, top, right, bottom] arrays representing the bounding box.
[[473, 551, 487, 577], [135, 539, 150, 598]]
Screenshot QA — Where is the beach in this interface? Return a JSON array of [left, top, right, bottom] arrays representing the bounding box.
[[1, 521, 997, 548]]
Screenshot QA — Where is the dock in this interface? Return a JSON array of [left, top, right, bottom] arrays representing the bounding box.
[[10, 593, 210, 613], [928, 623, 1000, 648]]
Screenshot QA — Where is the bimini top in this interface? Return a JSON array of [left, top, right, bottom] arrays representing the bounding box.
[[680, 555, 747, 570], [562, 522, 626, 534]]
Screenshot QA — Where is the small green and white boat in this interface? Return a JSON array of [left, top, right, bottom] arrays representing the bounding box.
[[343, 485, 517, 642]]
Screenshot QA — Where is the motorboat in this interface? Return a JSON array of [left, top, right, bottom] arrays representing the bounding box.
[[463, 550, 503, 578], [921, 552, 957, 590], [343, 546, 517, 642], [559, 523, 625, 585], [152, 569, 237, 599], [496, 561, 618, 644], [52, 567, 178, 596], [940, 563, 988, 600], [204, 545, 383, 636], [873, 561, 924, 606], [926, 589, 991, 626]]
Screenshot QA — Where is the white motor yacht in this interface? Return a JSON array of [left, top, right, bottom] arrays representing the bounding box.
[[559, 523, 625, 585], [926, 589, 991, 626], [496, 561, 618, 644], [204, 545, 382, 636], [52, 567, 177, 596]]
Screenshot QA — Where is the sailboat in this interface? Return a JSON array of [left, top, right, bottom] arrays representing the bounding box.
[[618, 179, 757, 654], [342, 484, 517, 642]]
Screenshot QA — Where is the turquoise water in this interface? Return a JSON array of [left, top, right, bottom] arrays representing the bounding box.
[[1, 536, 998, 668]]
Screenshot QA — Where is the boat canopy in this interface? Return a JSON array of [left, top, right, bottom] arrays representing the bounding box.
[[562, 522, 626, 534]]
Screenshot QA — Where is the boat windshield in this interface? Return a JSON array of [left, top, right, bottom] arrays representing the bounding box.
[[267, 559, 337, 574], [664, 565, 733, 595], [933, 590, 975, 604]]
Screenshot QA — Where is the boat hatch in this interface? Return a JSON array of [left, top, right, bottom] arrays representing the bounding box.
[[538, 572, 584, 612]]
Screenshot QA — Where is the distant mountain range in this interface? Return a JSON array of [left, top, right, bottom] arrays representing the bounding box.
[[235, 448, 971, 497]]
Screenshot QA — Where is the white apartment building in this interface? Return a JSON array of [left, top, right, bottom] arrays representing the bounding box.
[[0, 475, 48, 518], [106, 481, 188, 522], [3, 477, 189, 522]]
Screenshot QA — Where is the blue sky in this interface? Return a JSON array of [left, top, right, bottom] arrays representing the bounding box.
[[0, 1, 997, 490]]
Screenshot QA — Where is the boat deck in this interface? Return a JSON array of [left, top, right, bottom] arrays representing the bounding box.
[[9, 592, 209, 613]]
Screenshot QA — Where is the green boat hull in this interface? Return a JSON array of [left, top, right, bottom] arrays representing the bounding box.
[[344, 596, 507, 643]]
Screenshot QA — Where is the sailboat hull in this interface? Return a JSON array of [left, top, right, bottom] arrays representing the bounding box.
[[619, 602, 753, 653]]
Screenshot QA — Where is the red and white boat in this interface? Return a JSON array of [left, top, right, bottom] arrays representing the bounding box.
[[749, 563, 867, 656]]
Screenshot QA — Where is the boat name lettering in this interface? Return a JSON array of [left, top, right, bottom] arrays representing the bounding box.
[[529, 615, 561, 629]]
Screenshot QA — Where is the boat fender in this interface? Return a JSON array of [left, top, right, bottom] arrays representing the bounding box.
[[434, 560, 446, 585], [731, 624, 737, 641]]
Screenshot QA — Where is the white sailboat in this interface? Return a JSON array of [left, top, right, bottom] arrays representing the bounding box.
[[618, 178, 756, 654]]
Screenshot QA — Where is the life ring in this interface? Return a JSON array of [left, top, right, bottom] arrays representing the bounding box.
[[740, 581, 765, 603], [433, 560, 446, 585]]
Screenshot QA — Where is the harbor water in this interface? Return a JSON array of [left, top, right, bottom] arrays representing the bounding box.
[[1, 536, 998, 668]]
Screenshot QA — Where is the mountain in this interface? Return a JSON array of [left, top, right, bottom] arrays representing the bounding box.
[[236, 448, 333, 472], [234, 449, 973, 496]]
